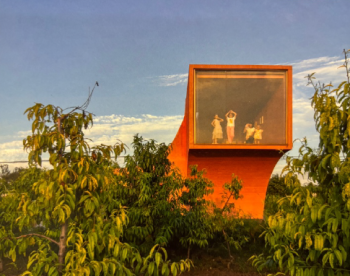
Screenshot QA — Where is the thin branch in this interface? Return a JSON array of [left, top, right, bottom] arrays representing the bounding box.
[[16, 233, 59, 245], [0, 233, 59, 246], [221, 191, 234, 213], [63, 81, 99, 113], [343, 49, 350, 84]]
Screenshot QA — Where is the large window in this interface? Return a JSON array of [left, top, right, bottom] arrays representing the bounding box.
[[194, 70, 287, 145]]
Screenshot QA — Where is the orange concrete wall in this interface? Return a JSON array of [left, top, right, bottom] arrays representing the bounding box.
[[168, 86, 189, 176], [187, 149, 283, 218], [168, 117, 188, 176]]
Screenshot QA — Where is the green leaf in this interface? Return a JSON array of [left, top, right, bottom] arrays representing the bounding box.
[[48, 266, 56, 276], [322, 252, 330, 266], [310, 267, 316, 276], [318, 205, 328, 220], [122, 248, 128, 261], [148, 262, 155, 276], [155, 252, 162, 268], [332, 218, 339, 233], [315, 235, 324, 251], [289, 253, 295, 267], [306, 190, 313, 207], [109, 263, 116, 275], [161, 263, 168, 275], [160, 247, 168, 261], [87, 243, 94, 260], [334, 249, 343, 266], [311, 206, 318, 223], [329, 253, 335, 268], [171, 263, 178, 276], [113, 243, 120, 258], [101, 262, 108, 276], [339, 245, 347, 262], [149, 244, 159, 257]]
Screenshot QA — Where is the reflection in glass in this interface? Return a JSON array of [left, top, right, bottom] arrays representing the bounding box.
[[194, 70, 287, 145]]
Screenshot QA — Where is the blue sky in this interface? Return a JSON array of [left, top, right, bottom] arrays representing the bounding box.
[[1, 0, 350, 174]]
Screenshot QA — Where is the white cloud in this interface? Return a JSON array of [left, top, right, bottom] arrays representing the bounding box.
[[292, 56, 346, 99], [17, 130, 32, 137], [0, 140, 27, 162], [290, 56, 341, 71], [86, 114, 183, 147], [0, 114, 184, 163], [292, 97, 316, 141], [153, 73, 188, 87]]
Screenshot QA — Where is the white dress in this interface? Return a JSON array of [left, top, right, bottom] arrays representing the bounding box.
[[212, 119, 223, 139]]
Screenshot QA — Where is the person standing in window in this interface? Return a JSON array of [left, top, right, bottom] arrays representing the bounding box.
[[225, 110, 237, 144], [244, 123, 255, 144], [254, 125, 263, 144], [211, 114, 224, 144]]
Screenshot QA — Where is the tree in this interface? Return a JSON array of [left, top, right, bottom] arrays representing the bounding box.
[[114, 136, 249, 260], [266, 174, 296, 198], [264, 174, 300, 218], [0, 83, 192, 276], [177, 165, 215, 259], [113, 135, 217, 260], [0, 166, 43, 273], [0, 165, 26, 183], [113, 135, 184, 254], [251, 49, 350, 276], [209, 174, 249, 268]]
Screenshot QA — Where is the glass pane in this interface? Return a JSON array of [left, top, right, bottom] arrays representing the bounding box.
[[194, 70, 287, 145]]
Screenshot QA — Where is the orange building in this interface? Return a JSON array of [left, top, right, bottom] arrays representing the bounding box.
[[168, 65, 293, 219]]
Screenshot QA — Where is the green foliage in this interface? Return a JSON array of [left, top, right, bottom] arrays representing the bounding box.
[[210, 175, 248, 253], [264, 174, 300, 218], [266, 174, 297, 198], [0, 165, 26, 183], [115, 136, 249, 259], [113, 135, 183, 254], [177, 166, 215, 253], [0, 98, 193, 275], [251, 49, 350, 276], [0, 165, 43, 274], [0, 86, 252, 275]]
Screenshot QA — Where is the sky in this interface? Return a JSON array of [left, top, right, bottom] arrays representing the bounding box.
[[1, 0, 350, 175]]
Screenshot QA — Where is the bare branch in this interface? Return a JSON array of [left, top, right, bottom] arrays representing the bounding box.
[[343, 49, 350, 84], [63, 81, 99, 114]]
